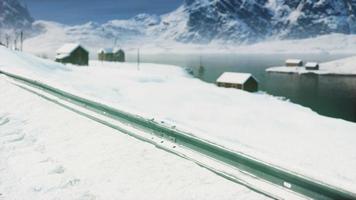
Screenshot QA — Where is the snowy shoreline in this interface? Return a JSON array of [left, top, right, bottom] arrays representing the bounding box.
[[266, 56, 356, 76], [266, 68, 356, 76]]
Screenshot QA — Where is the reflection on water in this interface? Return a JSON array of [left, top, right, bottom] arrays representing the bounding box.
[[197, 65, 205, 78], [265, 74, 356, 122], [127, 53, 356, 122]]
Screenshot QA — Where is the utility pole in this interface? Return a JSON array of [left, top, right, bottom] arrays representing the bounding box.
[[137, 48, 140, 71], [199, 55, 202, 67], [5, 34, 10, 48], [14, 38, 17, 51], [20, 31, 23, 51]]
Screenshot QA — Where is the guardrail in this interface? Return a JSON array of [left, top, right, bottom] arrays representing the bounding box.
[[1, 70, 356, 200]]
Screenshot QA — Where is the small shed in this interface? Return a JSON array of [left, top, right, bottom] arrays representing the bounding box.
[[55, 43, 89, 66], [98, 48, 125, 62], [305, 62, 319, 70], [216, 72, 258, 92], [286, 59, 303, 67]]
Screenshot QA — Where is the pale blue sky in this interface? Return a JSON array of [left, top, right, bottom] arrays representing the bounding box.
[[24, 0, 182, 24]]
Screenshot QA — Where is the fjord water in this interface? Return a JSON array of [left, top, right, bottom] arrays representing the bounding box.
[[127, 53, 356, 122]]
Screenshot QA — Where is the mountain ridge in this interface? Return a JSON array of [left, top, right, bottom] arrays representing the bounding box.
[[169, 0, 356, 43], [4, 0, 356, 47], [0, 0, 33, 31]]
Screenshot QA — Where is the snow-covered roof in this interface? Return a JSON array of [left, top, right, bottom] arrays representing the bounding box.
[[113, 48, 124, 53], [286, 59, 303, 64], [216, 72, 255, 85], [305, 62, 319, 67], [55, 53, 70, 59], [56, 43, 85, 54], [98, 48, 113, 54], [98, 48, 124, 54]]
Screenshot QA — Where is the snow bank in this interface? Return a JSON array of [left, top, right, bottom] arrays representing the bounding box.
[[1, 46, 356, 193], [0, 76, 265, 199], [266, 56, 356, 75]]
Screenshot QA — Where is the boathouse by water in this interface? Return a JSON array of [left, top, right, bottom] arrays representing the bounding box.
[[305, 62, 319, 70], [216, 72, 258, 92], [286, 59, 303, 67]]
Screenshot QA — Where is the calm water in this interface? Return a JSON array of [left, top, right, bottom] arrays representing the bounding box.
[[127, 53, 356, 122]]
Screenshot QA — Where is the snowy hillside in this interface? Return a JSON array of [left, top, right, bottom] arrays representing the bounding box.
[[0, 77, 264, 200], [1, 46, 356, 193], [24, 14, 161, 58], [0, 0, 33, 30]]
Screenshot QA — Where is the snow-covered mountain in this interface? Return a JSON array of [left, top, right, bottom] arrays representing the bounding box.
[[162, 0, 272, 43], [269, 0, 356, 38], [0, 0, 33, 30], [22, 0, 356, 56], [30, 0, 356, 44], [25, 14, 162, 57], [162, 0, 356, 43]]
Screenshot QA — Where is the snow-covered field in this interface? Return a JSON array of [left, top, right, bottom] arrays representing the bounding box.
[[1, 46, 356, 194], [0, 76, 267, 199], [266, 56, 356, 75]]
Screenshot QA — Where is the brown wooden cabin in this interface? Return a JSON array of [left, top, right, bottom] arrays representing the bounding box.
[[216, 72, 258, 92], [286, 59, 303, 67], [98, 48, 125, 62], [305, 62, 319, 70], [55, 43, 89, 66]]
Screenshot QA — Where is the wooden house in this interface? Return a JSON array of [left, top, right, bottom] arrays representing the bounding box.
[[113, 48, 125, 62], [216, 72, 258, 92], [305, 62, 319, 70], [98, 48, 114, 61], [286, 59, 303, 67], [55, 43, 89, 66], [98, 48, 125, 62]]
